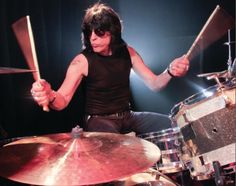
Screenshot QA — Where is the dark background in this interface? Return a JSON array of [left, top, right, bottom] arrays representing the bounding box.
[[0, 0, 235, 138]]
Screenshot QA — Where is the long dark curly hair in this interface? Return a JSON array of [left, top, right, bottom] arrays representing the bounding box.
[[81, 3, 126, 54]]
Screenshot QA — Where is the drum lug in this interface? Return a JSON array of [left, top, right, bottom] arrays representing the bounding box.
[[221, 92, 234, 107], [186, 156, 212, 180], [213, 161, 225, 186]]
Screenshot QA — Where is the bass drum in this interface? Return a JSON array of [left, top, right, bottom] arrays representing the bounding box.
[[170, 80, 236, 180]]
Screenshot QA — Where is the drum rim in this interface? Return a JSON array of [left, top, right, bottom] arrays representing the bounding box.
[[170, 80, 236, 116], [158, 161, 183, 168], [155, 136, 183, 142], [137, 127, 181, 138], [161, 149, 180, 154]]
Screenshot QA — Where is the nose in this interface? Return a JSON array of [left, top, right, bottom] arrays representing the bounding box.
[[90, 31, 98, 40]]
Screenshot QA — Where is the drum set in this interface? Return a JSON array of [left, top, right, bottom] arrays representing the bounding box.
[[170, 75, 236, 180], [0, 7, 235, 186], [0, 63, 235, 186], [0, 46, 236, 186], [136, 37, 236, 185]]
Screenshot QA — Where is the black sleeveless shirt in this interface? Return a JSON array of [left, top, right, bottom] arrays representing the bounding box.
[[82, 46, 132, 115]]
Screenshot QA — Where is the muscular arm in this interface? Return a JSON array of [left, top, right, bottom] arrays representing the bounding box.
[[128, 46, 189, 92], [128, 46, 172, 92], [50, 54, 88, 110]]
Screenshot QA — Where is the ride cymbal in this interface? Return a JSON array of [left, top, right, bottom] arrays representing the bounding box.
[[0, 130, 160, 186]]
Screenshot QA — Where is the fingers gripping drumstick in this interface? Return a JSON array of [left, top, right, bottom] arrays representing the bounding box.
[[12, 16, 49, 111]]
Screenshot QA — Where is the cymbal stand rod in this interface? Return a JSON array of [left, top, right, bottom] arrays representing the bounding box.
[[227, 29, 233, 77], [207, 75, 224, 89], [152, 169, 181, 186]]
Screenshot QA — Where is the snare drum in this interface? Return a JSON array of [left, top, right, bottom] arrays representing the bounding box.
[[170, 80, 236, 180], [137, 127, 186, 174]]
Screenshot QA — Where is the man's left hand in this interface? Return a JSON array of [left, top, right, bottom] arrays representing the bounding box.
[[169, 55, 189, 77]]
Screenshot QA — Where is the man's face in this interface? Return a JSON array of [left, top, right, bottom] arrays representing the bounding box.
[[89, 29, 112, 55]]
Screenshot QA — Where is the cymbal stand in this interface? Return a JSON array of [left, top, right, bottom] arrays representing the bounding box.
[[213, 161, 225, 186], [206, 74, 224, 88], [197, 71, 233, 106], [226, 29, 233, 78], [150, 169, 181, 186], [197, 71, 227, 88], [231, 58, 236, 77]]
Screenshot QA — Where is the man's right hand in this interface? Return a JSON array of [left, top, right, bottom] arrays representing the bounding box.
[[31, 79, 54, 109]]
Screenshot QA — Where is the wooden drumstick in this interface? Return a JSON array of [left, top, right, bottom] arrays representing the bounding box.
[[12, 16, 49, 111], [186, 5, 220, 60], [26, 16, 41, 81], [186, 5, 235, 61]]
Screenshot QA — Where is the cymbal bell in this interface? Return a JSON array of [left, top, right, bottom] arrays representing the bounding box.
[[0, 131, 161, 186], [0, 67, 36, 74]]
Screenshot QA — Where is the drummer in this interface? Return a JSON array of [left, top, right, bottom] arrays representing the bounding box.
[[31, 2, 189, 135]]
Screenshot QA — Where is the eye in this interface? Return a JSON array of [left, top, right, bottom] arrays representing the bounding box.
[[94, 28, 106, 37]]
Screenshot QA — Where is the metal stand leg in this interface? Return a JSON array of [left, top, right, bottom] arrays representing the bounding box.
[[213, 161, 225, 186]]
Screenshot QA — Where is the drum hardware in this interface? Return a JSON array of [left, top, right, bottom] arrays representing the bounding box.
[[182, 143, 236, 182], [0, 126, 161, 186], [151, 168, 182, 186], [197, 72, 236, 108], [182, 141, 236, 181], [224, 41, 236, 45], [117, 168, 180, 186], [170, 78, 236, 183], [213, 161, 225, 186], [230, 58, 236, 77], [220, 91, 234, 107], [172, 84, 236, 129], [222, 163, 236, 175], [197, 70, 234, 100], [171, 81, 235, 129], [225, 30, 235, 79], [197, 72, 234, 107], [197, 30, 235, 84], [137, 127, 187, 174]]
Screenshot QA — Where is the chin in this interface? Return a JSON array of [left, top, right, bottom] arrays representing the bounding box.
[[92, 47, 101, 52], [93, 49, 100, 53]]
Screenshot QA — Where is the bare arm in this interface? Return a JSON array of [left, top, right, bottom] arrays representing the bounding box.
[[128, 46, 189, 92], [50, 54, 88, 110], [31, 54, 88, 110]]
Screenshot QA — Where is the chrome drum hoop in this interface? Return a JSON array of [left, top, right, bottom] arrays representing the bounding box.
[[137, 127, 186, 174]]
